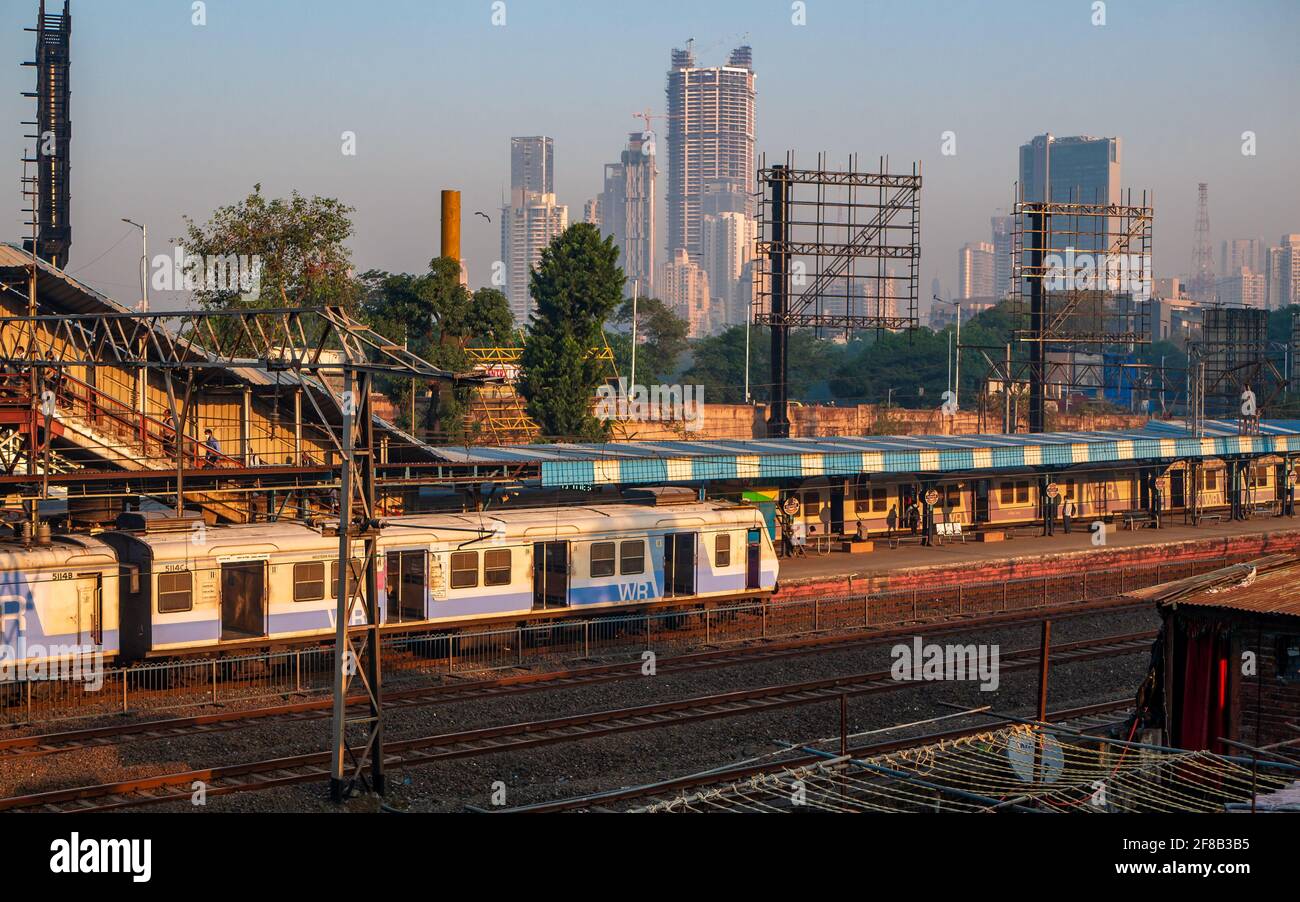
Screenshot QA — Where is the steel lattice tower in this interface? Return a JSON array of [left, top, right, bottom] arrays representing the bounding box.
[[1190, 182, 1214, 301]]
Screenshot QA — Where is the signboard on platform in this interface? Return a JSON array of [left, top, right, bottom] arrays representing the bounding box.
[[782, 495, 801, 516], [924, 489, 939, 506], [1046, 482, 1060, 499]]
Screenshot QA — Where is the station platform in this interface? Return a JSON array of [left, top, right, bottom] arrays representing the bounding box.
[[773, 515, 1300, 599]]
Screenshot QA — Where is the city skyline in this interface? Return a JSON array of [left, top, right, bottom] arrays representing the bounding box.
[[1, 0, 1296, 320]]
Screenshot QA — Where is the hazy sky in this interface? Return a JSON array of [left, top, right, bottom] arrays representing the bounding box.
[[2, 0, 1297, 316]]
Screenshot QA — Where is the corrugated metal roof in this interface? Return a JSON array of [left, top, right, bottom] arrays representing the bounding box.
[[1170, 564, 1300, 618], [430, 420, 1300, 488], [0, 242, 133, 316]]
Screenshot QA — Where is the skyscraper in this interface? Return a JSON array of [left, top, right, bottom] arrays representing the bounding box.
[[511, 137, 554, 196], [1018, 134, 1122, 259], [599, 132, 657, 296], [501, 187, 568, 325], [958, 242, 996, 300], [665, 43, 756, 261], [1018, 134, 1121, 205], [1265, 235, 1300, 310], [701, 211, 757, 329], [1221, 238, 1261, 276], [658, 247, 712, 338], [991, 215, 1013, 300]]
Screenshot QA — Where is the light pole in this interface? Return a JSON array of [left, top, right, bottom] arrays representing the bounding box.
[[121, 218, 149, 312], [122, 218, 150, 431], [629, 279, 639, 392], [934, 295, 961, 410]]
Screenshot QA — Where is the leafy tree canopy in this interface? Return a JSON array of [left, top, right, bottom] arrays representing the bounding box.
[[519, 224, 625, 441]]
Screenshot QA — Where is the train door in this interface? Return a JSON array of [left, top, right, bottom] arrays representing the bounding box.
[[829, 486, 845, 535], [1170, 470, 1186, 509], [385, 550, 427, 622], [974, 480, 990, 524], [220, 561, 266, 640], [663, 533, 696, 598], [532, 542, 569, 609], [75, 573, 102, 647], [746, 529, 762, 590]]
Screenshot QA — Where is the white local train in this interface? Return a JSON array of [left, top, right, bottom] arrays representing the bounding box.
[[0, 499, 776, 671]]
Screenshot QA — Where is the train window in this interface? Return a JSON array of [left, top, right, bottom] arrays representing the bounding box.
[[944, 485, 960, 508], [449, 551, 478, 589], [620, 540, 645, 575], [1016, 482, 1030, 504], [999, 482, 1013, 504], [1201, 469, 1219, 491], [157, 571, 193, 613], [871, 487, 887, 512], [330, 559, 363, 598], [715, 534, 731, 567], [484, 549, 511, 586], [1064, 479, 1076, 501], [803, 495, 822, 517], [590, 542, 616, 578], [293, 562, 326, 602]]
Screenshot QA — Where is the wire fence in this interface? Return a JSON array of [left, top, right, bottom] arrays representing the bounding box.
[[0, 554, 1237, 727]]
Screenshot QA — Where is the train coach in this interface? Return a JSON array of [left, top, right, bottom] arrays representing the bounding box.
[[92, 497, 776, 660], [0, 533, 121, 675]]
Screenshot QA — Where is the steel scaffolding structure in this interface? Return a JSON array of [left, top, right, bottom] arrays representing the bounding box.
[[754, 153, 921, 437], [0, 305, 475, 802], [20, 1, 72, 269], [1011, 188, 1153, 432], [1188, 306, 1286, 430]]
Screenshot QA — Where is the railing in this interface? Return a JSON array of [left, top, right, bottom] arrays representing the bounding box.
[[0, 554, 1239, 727]]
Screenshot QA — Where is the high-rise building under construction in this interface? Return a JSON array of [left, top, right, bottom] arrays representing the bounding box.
[[665, 43, 756, 262], [600, 132, 656, 296]]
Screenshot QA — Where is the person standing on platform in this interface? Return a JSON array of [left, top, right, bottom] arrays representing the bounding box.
[[1062, 496, 1074, 534], [886, 504, 898, 539], [1044, 493, 1056, 536], [1152, 485, 1162, 529]]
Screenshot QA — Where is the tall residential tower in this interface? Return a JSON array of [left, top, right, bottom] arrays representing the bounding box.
[[665, 44, 756, 262], [599, 133, 657, 296]]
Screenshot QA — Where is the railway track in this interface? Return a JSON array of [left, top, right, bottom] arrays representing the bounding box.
[[0, 593, 1150, 762], [0, 630, 1154, 812], [489, 699, 1137, 813]]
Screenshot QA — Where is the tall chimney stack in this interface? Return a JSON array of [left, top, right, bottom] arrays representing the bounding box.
[[440, 189, 461, 262]]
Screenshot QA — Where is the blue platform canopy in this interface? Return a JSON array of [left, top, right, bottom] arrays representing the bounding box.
[[431, 420, 1300, 489]]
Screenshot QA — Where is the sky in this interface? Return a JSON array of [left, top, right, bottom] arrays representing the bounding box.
[[2, 0, 1297, 316]]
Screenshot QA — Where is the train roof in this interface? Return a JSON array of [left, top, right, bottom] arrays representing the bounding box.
[[427, 419, 1300, 488], [102, 501, 761, 560], [385, 500, 760, 540], [0, 534, 116, 570]]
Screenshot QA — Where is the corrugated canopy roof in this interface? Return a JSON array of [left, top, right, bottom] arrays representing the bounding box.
[[430, 420, 1300, 488], [1163, 563, 1300, 619]]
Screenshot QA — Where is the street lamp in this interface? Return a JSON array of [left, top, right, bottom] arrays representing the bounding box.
[[121, 218, 149, 312], [121, 218, 150, 429], [934, 295, 962, 410]]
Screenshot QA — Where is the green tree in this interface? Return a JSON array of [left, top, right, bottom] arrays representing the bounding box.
[[519, 224, 625, 440], [609, 297, 690, 384], [179, 184, 358, 310], [359, 258, 515, 440]]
